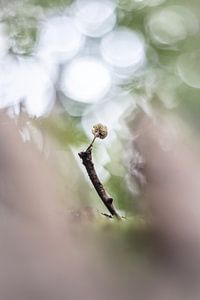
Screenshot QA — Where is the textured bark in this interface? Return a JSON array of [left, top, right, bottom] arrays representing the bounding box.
[[78, 149, 120, 219]]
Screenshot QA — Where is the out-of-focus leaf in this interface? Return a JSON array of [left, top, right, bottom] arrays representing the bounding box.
[[36, 113, 89, 148]]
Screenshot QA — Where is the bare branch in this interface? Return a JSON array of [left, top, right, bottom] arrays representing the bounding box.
[[78, 148, 121, 220]]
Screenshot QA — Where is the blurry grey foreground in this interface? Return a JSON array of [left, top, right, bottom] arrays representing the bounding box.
[[1, 111, 200, 300]]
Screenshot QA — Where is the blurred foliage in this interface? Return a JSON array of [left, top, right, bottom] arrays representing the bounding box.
[[38, 112, 89, 148], [31, 0, 73, 9], [98, 218, 157, 265]]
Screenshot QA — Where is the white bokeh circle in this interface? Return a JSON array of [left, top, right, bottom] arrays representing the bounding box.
[[74, 0, 116, 37], [37, 16, 85, 63], [61, 57, 112, 103], [100, 28, 145, 69]]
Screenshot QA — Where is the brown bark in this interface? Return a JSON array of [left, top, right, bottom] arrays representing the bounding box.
[[78, 148, 120, 219]]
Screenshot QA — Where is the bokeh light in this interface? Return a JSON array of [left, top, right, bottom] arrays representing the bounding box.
[[0, 55, 23, 109], [100, 28, 145, 71], [21, 58, 55, 117], [36, 16, 85, 64], [177, 51, 200, 89], [0, 55, 55, 117], [0, 2, 148, 116], [146, 6, 199, 47], [61, 57, 112, 103], [74, 0, 116, 37]]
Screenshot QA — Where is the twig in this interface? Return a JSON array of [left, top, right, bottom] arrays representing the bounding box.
[[78, 148, 121, 220], [101, 213, 113, 219], [86, 135, 97, 151]]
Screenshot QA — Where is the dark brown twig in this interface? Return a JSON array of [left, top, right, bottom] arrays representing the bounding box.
[[78, 148, 121, 219]]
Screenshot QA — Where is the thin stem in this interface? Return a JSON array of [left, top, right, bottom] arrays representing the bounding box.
[[86, 135, 97, 151], [78, 148, 121, 220]]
